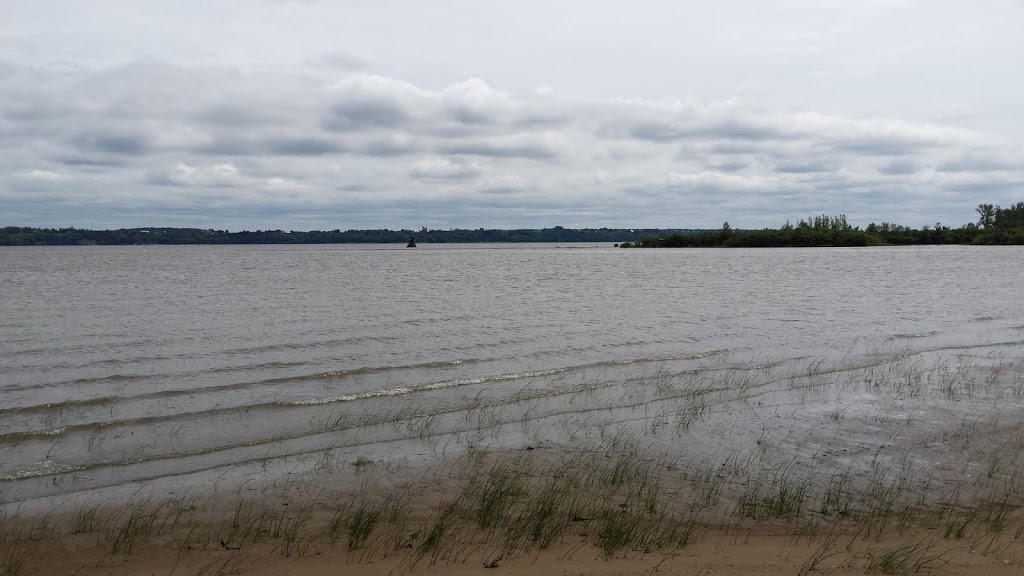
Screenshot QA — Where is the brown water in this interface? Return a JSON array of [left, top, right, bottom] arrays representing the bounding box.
[[2, 243, 1023, 506]]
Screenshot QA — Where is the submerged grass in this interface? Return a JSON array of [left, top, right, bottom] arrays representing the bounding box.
[[3, 346, 1024, 573]]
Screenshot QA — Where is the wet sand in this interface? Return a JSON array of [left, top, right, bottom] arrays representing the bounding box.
[[48, 528, 1022, 576]]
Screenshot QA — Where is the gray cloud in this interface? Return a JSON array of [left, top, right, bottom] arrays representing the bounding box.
[[56, 154, 129, 167], [830, 137, 933, 156], [709, 160, 752, 172], [2, 0, 1022, 230], [324, 100, 409, 131], [628, 119, 794, 143], [358, 135, 417, 157], [194, 105, 278, 127], [478, 174, 533, 195], [936, 152, 1019, 173], [438, 140, 560, 160], [266, 137, 344, 156], [774, 161, 840, 174], [877, 160, 921, 176], [195, 138, 259, 156], [73, 133, 150, 156]]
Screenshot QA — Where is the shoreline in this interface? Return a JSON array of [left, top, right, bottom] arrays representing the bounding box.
[[5, 434, 1024, 575], [4, 341, 1024, 574]]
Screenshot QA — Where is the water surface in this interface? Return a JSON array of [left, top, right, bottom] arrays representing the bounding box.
[[2, 244, 1022, 504]]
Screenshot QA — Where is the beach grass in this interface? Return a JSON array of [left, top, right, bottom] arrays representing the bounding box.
[[2, 344, 1024, 574]]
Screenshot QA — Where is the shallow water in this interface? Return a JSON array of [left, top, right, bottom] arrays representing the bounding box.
[[2, 243, 1023, 505]]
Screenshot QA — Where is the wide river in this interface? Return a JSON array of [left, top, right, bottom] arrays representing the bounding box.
[[2, 243, 1023, 506]]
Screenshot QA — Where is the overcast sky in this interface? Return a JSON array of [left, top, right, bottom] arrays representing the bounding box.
[[3, 0, 1022, 230]]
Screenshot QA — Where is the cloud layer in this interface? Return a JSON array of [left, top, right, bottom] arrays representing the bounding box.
[[2, 1, 1022, 230]]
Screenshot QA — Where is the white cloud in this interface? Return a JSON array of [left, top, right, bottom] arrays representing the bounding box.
[[668, 171, 782, 193], [22, 169, 66, 182], [6, 169, 70, 193], [146, 162, 251, 188], [409, 157, 481, 180], [442, 78, 516, 124]]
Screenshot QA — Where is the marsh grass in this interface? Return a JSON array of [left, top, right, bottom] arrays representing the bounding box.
[[0, 511, 52, 576], [472, 465, 523, 530], [738, 471, 811, 520], [2, 537, 38, 576], [346, 502, 382, 550], [109, 508, 157, 555], [797, 525, 845, 575], [865, 537, 948, 574], [3, 346, 1024, 573]]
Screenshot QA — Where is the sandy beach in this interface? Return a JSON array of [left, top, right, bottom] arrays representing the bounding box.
[[53, 528, 1021, 576], [7, 430, 1024, 575]]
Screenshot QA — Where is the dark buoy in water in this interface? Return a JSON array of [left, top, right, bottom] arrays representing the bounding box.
[[406, 236, 417, 248]]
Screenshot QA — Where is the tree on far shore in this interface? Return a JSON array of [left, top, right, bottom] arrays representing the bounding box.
[[977, 203, 996, 228]]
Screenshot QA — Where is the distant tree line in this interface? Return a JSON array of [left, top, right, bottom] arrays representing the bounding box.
[[0, 226, 698, 246], [972, 201, 1024, 244], [5, 202, 1021, 247], [622, 202, 1024, 248]]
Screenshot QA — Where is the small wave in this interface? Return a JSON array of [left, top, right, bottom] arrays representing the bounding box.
[[71, 355, 175, 369], [69, 374, 145, 385], [0, 427, 68, 444], [0, 374, 160, 393], [887, 331, 939, 340], [0, 352, 728, 440], [596, 350, 726, 367], [281, 367, 569, 406], [0, 395, 120, 417], [199, 360, 309, 375], [0, 460, 86, 481], [267, 358, 478, 383], [0, 382, 47, 393], [0, 359, 480, 415], [222, 335, 395, 356]]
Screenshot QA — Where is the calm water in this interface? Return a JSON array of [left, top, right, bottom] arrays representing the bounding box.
[[2, 244, 1023, 504]]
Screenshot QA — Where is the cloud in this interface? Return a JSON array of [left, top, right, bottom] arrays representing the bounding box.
[[358, 133, 417, 157], [829, 135, 934, 156], [774, 161, 840, 174], [7, 169, 70, 192], [323, 74, 424, 131], [72, 132, 150, 156], [194, 105, 279, 127], [1, 56, 1022, 230], [145, 162, 248, 187], [935, 151, 1020, 173], [306, 51, 369, 72], [438, 131, 566, 160], [877, 159, 921, 175], [479, 174, 533, 194], [409, 157, 481, 180], [266, 137, 344, 156], [144, 162, 307, 192], [628, 118, 793, 142], [667, 171, 782, 193], [442, 78, 517, 124]]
